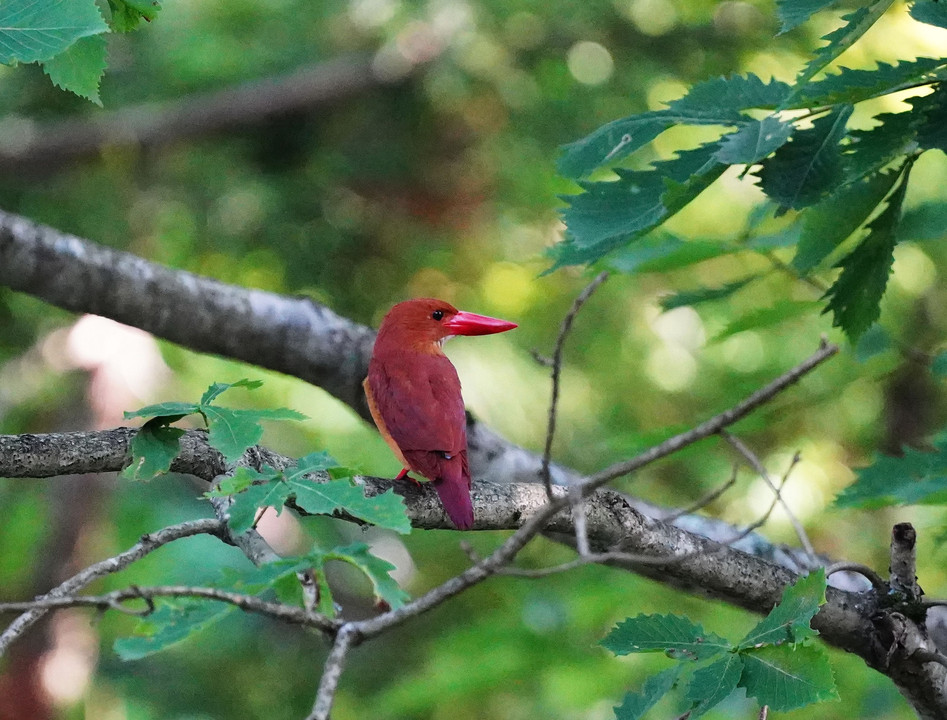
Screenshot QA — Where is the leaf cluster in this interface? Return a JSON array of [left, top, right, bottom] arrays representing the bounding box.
[[0, 0, 161, 104], [602, 570, 837, 718], [553, 0, 947, 343]]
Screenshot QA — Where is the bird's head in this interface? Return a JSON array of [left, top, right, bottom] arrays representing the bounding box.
[[376, 298, 517, 353]]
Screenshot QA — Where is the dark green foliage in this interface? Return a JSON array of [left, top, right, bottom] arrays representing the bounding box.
[[911, 0, 947, 29], [835, 432, 947, 508], [757, 105, 854, 213], [821, 163, 911, 341], [776, 0, 841, 33], [605, 570, 835, 718]]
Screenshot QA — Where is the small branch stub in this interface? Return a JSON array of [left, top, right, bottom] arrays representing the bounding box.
[[890, 522, 920, 600]]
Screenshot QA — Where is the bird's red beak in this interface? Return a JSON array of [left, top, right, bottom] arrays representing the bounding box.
[[444, 311, 518, 336]]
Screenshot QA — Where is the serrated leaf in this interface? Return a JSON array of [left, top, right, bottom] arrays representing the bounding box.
[[200, 379, 263, 406], [613, 666, 682, 720], [41, 34, 107, 104], [686, 653, 744, 716], [327, 542, 409, 609], [202, 406, 264, 462], [122, 419, 184, 480], [793, 168, 903, 273], [226, 476, 292, 533], [114, 557, 310, 659], [792, 58, 947, 108], [712, 301, 820, 343], [776, 0, 841, 33], [290, 479, 411, 534], [835, 431, 947, 508], [554, 143, 726, 269], [739, 644, 838, 711], [607, 234, 735, 274], [784, 1, 897, 101], [758, 104, 853, 213], [108, 0, 161, 32], [914, 87, 947, 153], [602, 614, 730, 661], [911, 0, 947, 29], [124, 402, 197, 420], [822, 162, 911, 341], [716, 116, 794, 164], [206, 466, 280, 497], [739, 569, 826, 649], [0, 0, 108, 64], [660, 276, 760, 312], [668, 74, 791, 116], [114, 600, 232, 661], [558, 113, 678, 179]]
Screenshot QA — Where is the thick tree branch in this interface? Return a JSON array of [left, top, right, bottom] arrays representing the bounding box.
[[0, 56, 407, 177]]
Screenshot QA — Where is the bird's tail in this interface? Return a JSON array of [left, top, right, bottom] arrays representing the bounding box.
[[434, 477, 474, 530]]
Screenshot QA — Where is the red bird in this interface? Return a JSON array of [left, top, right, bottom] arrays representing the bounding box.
[[364, 298, 517, 529]]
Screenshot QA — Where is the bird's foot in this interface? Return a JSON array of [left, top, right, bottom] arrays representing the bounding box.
[[395, 467, 422, 486]]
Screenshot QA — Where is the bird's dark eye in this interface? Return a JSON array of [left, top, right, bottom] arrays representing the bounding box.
[[431, 310, 444, 321]]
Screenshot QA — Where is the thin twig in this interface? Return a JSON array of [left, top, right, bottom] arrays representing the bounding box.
[[541, 271, 609, 498], [0, 586, 339, 633], [307, 624, 359, 720], [722, 434, 815, 557], [664, 464, 740, 523], [0, 518, 224, 657], [825, 562, 888, 592]]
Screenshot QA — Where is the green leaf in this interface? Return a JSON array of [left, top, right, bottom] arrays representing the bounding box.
[[124, 402, 197, 420], [712, 301, 820, 343], [835, 431, 947, 508], [739, 644, 839, 711], [200, 379, 264, 406], [715, 117, 795, 165], [555, 142, 726, 269], [776, 0, 841, 33], [613, 666, 682, 720], [288, 477, 411, 534], [914, 87, 947, 153], [792, 58, 947, 108], [686, 653, 744, 717], [122, 419, 184, 481], [739, 569, 826, 649], [911, 0, 947, 29], [784, 1, 897, 100], [206, 466, 279, 496], [822, 161, 911, 341], [666, 74, 791, 116], [607, 235, 736, 274], [327, 542, 409, 609], [840, 108, 918, 186], [202, 407, 264, 463], [225, 475, 293, 534], [114, 600, 232, 661], [602, 614, 730, 661], [0, 0, 108, 64], [558, 113, 678, 179], [758, 104, 853, 213], [40, 34, 107, 104], [793, 168, 903, 273], [659, 276, 760, 312], [108, 0, 161, 32]]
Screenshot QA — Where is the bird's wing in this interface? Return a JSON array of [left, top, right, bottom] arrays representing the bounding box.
[[368, 352, 467, 456]]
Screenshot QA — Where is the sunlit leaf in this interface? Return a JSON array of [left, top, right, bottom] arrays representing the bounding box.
[[124, 402, 196, 420], [739, 644, 838, 710], [667, 74, 790, 116], [792, 58, 946, 108], [613, 666, 682, 720], [200, 378, 263, 406], [0, 0, 108, 64], [602, 614, 729, 661], [739, 569, 826, 649]]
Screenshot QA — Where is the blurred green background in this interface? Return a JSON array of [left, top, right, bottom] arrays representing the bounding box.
[[1, 0, 946, 718]]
